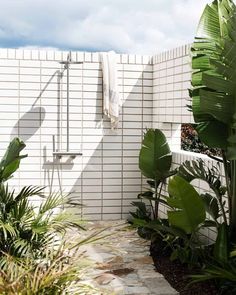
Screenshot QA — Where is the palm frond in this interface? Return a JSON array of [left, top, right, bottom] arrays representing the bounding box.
[[0, 239, 98, 295], [0, 221, 17, 240], [50, 212, 85, 232], [38, 192, 67, 215], [15, 186, 45, 203], [0, 184, 15, 212], [178, 159, 224, 192]]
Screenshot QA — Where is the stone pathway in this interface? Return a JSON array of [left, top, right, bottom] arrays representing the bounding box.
[[78, 220, 179, 295]]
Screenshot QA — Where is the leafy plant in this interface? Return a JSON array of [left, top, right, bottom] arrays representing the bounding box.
[[132, 182, 211, 265], [186, 0, 236, 289], [178, 159, 227, 226], [178, 159, 231, 264], [190, 0, 236, 241], [129, 201, 153, 239], [130, 201, 151, 222], [140, 175, 217, 266], [135, 216, 208, 266], [131, 130, 212, 263], [0, 138, 27, 183], [166, 175, 210, 265], [0, 229, 108, 295], [0, 247, 81, 294], [167, 175, 206, 234], [0, 184, 83, 262], [191, 257, 236, 294], [137, 129, 176, 220], [129, 129, 176, 239], [0, 138, 110, 294], [0, 138, 83, 261]]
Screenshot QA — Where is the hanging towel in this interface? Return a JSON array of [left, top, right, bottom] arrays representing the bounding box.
[[100, 51, 120, 129]]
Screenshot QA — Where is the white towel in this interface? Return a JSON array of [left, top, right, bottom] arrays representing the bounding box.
[[100, 51, 120, 129]]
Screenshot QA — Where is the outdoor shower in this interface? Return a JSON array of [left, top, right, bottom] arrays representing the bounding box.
[[52, 51, 83, 159]]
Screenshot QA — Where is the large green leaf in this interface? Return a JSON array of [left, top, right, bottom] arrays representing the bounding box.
[[191, 0, 236, 159], [139, 129, 172, 180], [196, 2, 221, 41], [213, 222, 229, 263], [167, 176, 206, 234], [178, 159, 226, 198], [201, 193, 220, 221], [0, 138, 27, 182], [196, 121, 228, 148]]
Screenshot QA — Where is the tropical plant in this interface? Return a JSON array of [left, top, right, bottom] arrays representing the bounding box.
[[0, 138, 110, 294], [190, 0, 236, 241], [130, 201, 151, 222], [0, 138, 27, 183], [166, 175, 208, 265], [191, 256, 236, 294], [0, 138, 83, 261], [0, 228, 108, 295], [129, 201, 153, 239], [129, 129, 176, 239], [167, 175, 206, 234], [136, 217, 208, 266], [185, 0, 236, 289], [0, 247, 82, 295], [136, 128, 176, 220], [135, 175, 211, 266], [0, 184, 83, 263], [178, 159, 227, 227], [178, 159, 231, 264]]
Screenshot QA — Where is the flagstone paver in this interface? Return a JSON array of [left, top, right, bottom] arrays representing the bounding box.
[[78, 220, 179, 295]]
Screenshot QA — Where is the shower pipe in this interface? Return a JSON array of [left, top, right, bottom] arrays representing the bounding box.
[[53, 51, 83, 159]]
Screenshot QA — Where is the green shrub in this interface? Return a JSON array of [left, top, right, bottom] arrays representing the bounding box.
[[0, 138, 101, 294], [130, 129, 176, 238]]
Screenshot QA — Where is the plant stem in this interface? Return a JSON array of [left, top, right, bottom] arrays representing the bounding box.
[[222, 150, 231, 223], [150, 199, 155, 220], [154, 178, 158, 219], [159, 181, 164, 200]]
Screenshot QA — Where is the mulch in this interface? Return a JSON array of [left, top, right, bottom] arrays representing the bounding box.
[[150, 243, 219, 295]]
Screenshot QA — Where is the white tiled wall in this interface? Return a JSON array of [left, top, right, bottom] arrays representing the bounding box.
[[153, 44, 195, 151], [0, 48, 152, 220], [0, 44, 226, 232], [153, 44, 193, 125]]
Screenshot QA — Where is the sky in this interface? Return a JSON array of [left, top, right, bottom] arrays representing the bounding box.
[[0, 0, 211, 54]]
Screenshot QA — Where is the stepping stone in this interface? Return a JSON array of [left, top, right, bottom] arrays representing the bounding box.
[[72, 221, 179, 295]]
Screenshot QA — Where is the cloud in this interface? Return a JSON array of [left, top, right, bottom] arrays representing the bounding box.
[[0, 0, 211, 54]]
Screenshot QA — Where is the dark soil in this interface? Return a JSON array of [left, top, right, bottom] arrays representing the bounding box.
[[150, 243, 219, 295]]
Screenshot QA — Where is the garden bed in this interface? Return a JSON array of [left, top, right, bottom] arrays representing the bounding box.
[[150, 244, 219, 295]]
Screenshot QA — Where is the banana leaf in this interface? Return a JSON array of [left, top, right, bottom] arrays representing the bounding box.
[[191, 0, 236, 159], [0, 138, 27, 182], [167, 176, 206, 234], [139, 129, 173, 180]]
